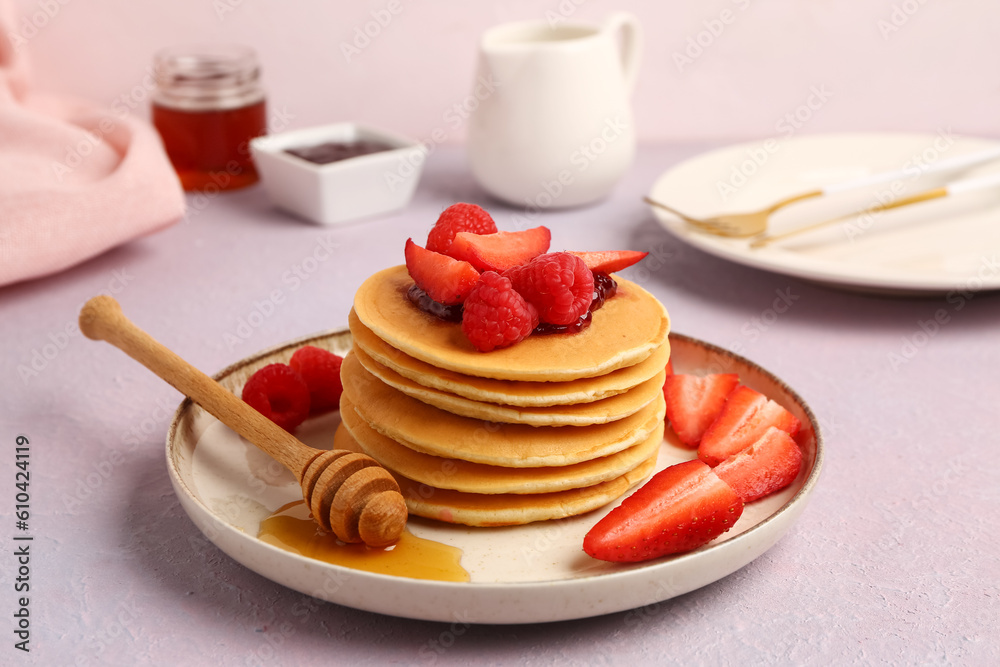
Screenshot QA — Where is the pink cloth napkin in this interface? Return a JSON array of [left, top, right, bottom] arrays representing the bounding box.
[[0, 1, 184, 288]]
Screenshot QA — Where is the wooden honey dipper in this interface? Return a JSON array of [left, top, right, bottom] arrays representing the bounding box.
[[79, 295, 408, 547]]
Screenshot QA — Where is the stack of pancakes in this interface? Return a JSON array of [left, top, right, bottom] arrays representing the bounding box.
[[335, 265, 671, 527]]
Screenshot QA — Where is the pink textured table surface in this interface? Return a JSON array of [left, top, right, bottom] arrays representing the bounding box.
[[2, 145, 998, 665]]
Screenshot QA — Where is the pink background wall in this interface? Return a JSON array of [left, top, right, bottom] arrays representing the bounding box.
[[9, 0, 1000, 144]]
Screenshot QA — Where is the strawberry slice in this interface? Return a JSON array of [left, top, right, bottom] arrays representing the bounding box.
[[568, 250, 649, 274], [584, 459, 744, 563], [404, 238, 480, 306], [663, 373, 740, 448], [713, 426, 803, 503], [698, 385, 801, 467], [446, 227, 551, 272]]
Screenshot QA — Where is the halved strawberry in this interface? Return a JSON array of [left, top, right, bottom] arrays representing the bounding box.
[[698, 385, 801, 467], [663, 373, 740, 448], [665, 357, 674, 376], [584, 459, 744, 563], [713, 426, 802, 503], [446, 227, 551, 273], [404, 238, 480, 305], [568, 250, 649, 274]]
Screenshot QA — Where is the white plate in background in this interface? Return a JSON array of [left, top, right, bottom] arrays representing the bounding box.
[[649, 132, 1000, 294]]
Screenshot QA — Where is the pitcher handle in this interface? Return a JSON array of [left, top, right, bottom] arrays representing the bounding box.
[[604, 12, 642, 94]]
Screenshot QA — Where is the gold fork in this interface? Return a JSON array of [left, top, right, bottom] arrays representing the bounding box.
[[644, 192, 821, 237], [645, 144, 1000, 238]]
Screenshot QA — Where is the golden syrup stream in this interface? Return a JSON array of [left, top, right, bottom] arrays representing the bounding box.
[[257, 501, 470, 582]]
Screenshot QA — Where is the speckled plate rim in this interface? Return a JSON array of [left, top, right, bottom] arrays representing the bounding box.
[[165, 330, 824, 625]]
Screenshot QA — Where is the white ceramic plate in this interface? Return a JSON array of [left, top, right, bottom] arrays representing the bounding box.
[[649, 132, 1000, 294], [166, 330, 823, 624]]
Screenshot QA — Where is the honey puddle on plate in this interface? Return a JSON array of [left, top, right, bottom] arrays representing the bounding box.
[[257, 501, 470, 582]]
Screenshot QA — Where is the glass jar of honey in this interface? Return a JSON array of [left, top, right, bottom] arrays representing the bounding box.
[[152, 45, 266, 192]]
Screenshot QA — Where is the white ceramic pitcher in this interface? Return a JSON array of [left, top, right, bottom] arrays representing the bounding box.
[[467, 13, 641, 209]]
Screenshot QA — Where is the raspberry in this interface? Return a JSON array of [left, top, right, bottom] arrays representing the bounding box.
[[289, 345, 344, 414], [461, 272, 539, 352], [505, 252, 594, 326], [241, 363, 311, 431], [426, 203, 498, 254], [533, 273, 615, 334]]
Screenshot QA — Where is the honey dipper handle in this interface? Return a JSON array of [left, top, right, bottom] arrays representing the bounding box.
[[79, 295, 318, 479]]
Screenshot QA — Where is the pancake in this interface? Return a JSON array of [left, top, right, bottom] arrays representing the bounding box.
[[334, 423, 658, 526], [341, 364, 667, 467], [339, 402, 664, 494], [348, 347, 665, 426], [352, 265, 670, 381], [350, 309, 672, 407]]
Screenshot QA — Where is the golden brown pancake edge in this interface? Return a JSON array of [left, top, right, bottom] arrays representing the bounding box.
[[349, 309, 672, 407], [333, 422, 658, 527], [339, 399, 664, 494], [341, 365, 667, 467], [347, 346, 666, 426]]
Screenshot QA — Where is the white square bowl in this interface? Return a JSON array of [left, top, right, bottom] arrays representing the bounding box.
[[250, 123, 427, 225]]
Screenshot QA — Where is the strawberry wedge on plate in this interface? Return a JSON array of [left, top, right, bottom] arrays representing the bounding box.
[[663, 373, 740, 448], [698, 385, 801, 467], [713, 426, 803, 503], [584, 459, 744, 563]]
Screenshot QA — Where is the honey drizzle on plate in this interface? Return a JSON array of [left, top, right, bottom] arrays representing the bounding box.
[[257, 501, 469, 582]]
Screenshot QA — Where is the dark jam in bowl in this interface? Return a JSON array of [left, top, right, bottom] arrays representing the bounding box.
[[285, 139, 394, 165]]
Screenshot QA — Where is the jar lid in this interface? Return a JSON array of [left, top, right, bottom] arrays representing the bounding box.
[[153, 44, 265, 111]]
